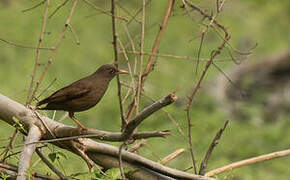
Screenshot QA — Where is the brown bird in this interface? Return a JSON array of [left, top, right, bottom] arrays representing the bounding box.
[[36, 64, 128, 130]]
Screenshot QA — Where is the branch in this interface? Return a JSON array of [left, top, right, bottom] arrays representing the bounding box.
[[0, 160, 57, 180], [26, 0, 50, 105], [122, 92, 177, 140], [205, 149, 290, 177], [141, 0, 175, 84], [17, 125, 42, 180], [199, 120, 229, 175], [35, 148, 67, 179], [111, 0, 126, 127]]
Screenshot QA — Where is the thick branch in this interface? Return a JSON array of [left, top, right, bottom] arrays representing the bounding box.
[[17, 125, 42, 180]]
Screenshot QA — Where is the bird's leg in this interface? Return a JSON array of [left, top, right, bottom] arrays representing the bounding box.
[[68, 112, 88, 130]]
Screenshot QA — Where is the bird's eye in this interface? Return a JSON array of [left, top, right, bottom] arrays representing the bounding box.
[[109, 69, 115, 74]]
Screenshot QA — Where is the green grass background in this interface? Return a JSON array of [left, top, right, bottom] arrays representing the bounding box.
[[0, 0, 289, 179]]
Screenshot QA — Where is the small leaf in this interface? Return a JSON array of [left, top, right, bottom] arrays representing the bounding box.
[[48, 152, 57, 162], [56, 151, 67, 159]]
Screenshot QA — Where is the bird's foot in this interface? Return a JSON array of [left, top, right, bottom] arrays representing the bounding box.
[[77, 125, 89, 131]]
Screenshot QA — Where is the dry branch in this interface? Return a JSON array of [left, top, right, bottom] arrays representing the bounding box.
[[122, 92, 177, 140], [0, 160, 57, 180], [199, 120, 229, 175], [205, 149, 290, 177]]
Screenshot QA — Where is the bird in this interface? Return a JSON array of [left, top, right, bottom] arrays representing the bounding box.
[[36, 64, 128, 130]]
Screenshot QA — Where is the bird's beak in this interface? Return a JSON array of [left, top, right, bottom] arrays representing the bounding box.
[[117, 70, 129, 74]]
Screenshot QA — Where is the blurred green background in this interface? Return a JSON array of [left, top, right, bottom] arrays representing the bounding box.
[[0, 0, 289, 179]]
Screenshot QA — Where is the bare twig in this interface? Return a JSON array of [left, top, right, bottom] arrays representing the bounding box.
[[135, 0, 146, 115], [111, 0, 126, 128], [82, 0, 128, 22], [36, 148, 67, 179], [122, 92, 177, 140], [0, 38, 53, 50], [129, 139, 146, 153], [140, 0, 175, 85], [199, 120, 229, 175], [22, 0, 47, 13], [205, 149, 290, 177], [17, 125, 42, 180], [0, 130, 19, 160], [48, 0, 70, 19], [26, 0, 50, 105], [161, 148, 185, 165], [30, 0, 78, 104], [0, 160, 57, 180], [119, 50, 234, 62]]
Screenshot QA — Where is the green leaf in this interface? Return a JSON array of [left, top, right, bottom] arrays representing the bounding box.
[[48, 152, 57, 162], [56, 151, 67, 160]]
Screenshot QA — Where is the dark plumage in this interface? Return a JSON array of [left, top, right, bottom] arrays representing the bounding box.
[[36, 64, 128, 129]]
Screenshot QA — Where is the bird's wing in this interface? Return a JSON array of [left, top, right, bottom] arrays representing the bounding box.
[[37, 80, 91, 106]]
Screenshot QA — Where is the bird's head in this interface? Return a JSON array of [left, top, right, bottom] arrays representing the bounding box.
[[95, 64, 128, 80]]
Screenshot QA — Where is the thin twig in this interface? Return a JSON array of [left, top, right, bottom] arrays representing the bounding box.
[[111, 0, 126, 128], [129, 139, 146, 153], [0, 38, 53, 50], [199, 120, 229, 175], [48, 0, 70, 19], [120, 50, 234, 62], [161, 148, 185, 165], [26, 0, 50, 105], [22, 0, 47, 13], [140, 0, 175, 85], [135, 0, 146, 115], [82, 0, 128, 22], [67, 23, 80, 45], [205, 149, 290, 177], [36, 148, 67, 179]]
